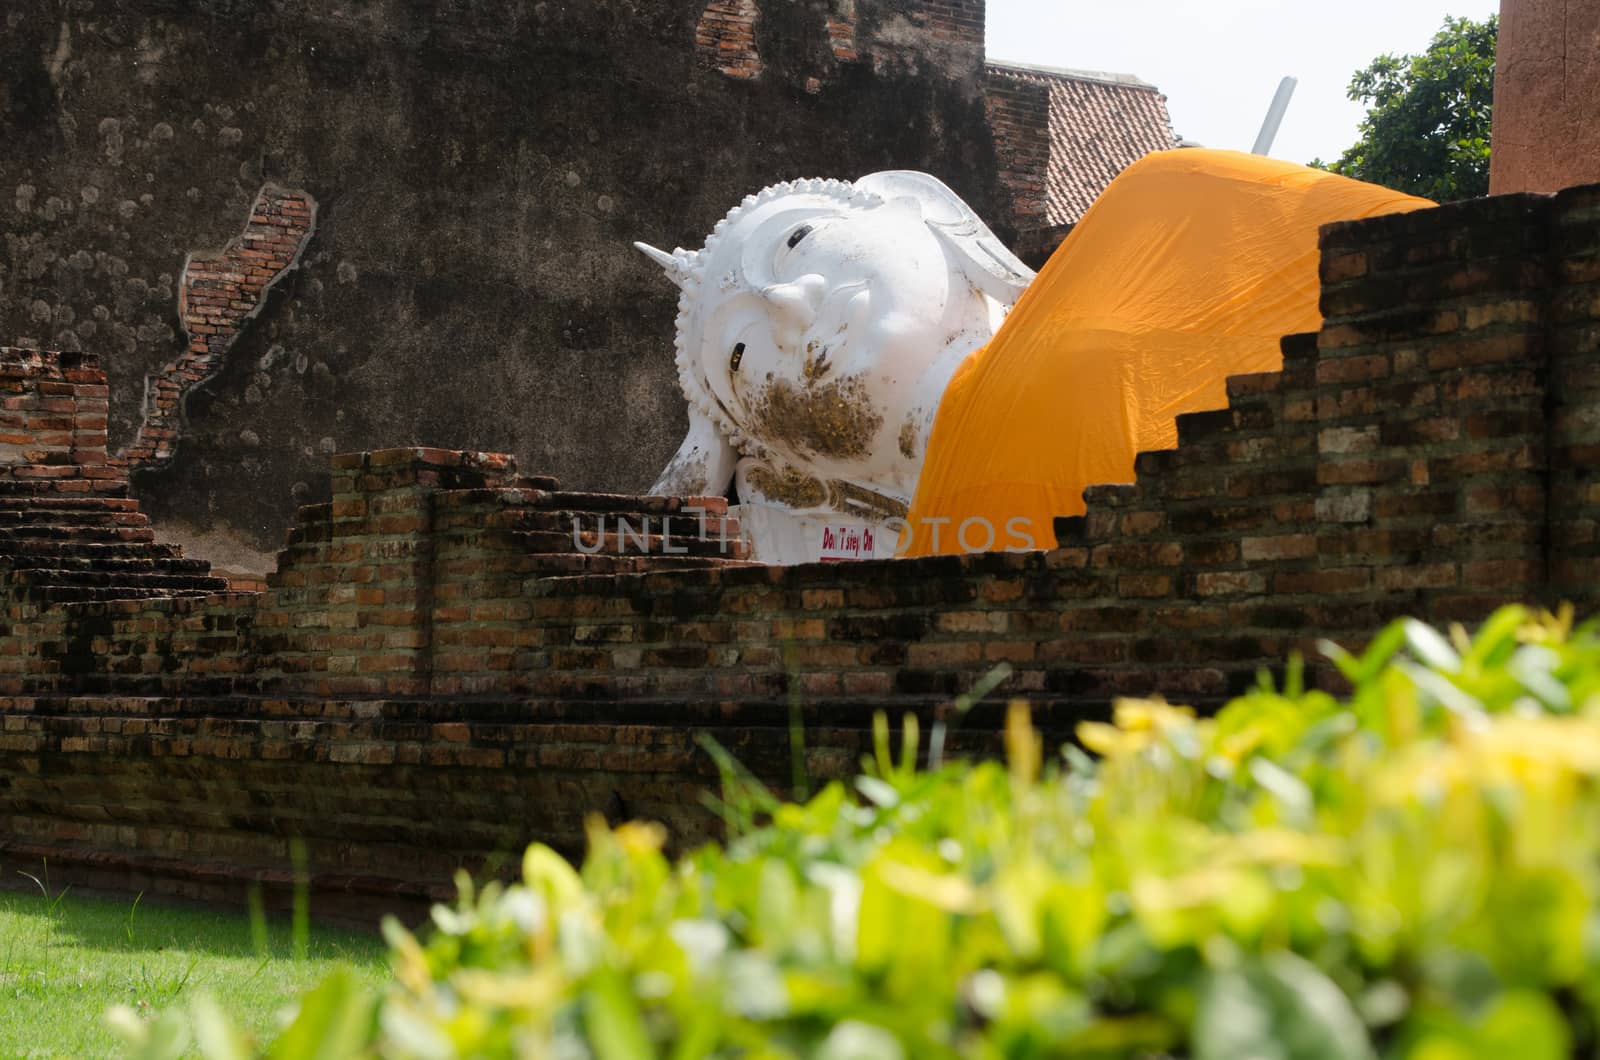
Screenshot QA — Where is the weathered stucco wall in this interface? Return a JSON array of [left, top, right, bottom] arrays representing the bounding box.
[[0, 0, 1002, 573], [1490, 0, 1600, 195]]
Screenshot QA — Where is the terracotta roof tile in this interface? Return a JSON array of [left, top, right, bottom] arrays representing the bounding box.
[[987, 61, 1181, 226]]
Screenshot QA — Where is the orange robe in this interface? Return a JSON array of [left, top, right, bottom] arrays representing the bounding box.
[[903, 148, 1432, 556]]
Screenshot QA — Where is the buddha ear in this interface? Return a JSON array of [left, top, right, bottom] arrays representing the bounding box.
[[855, 171, 1035, 302]]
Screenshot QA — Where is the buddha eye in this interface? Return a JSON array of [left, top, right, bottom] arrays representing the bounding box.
[[729, 342, 745, 372], [786, 224, 813, 249]]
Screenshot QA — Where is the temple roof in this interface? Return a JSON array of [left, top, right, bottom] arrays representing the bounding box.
[[986, 60, 1182, 227]]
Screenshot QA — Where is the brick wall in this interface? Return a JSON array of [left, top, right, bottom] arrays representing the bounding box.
[[983, 67, 1051, 237], [3, 185, 1600, 918]]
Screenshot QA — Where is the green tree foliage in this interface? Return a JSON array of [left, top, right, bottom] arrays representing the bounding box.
[[1312, 15, 1497, 201]]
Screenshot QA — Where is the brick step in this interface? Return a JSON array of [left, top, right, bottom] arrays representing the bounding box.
[[0, 540, 182, 560], [423, 492, 556, 531], [0, 508, 149, 528], [283, 503, 331, 549], [431, 490, 730, 524], [0, 496, 141, 512], [618, 555, 761, 571], [0, 477, 128, 498], [33, 585, 222, 603], [1279, 329, 1320, 367], [0, 525, 156, 544], [16, 569, 228, 592], [513, 527, 748, 560], [522, 552, 758, 576], [508, 474, 560, 491], [521, 553, 649, 576], [533, 491, 729, 516], [508, 508, 742, 539], [4, 554, 210, 575]]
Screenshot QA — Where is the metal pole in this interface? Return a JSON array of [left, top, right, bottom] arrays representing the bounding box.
[[1251, 76, 1299, 156]]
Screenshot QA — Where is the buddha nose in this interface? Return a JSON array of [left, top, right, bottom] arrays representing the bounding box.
[[760, 274, 826, 348]]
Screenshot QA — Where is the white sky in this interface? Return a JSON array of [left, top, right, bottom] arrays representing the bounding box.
[[985, 0, 1501, 167]]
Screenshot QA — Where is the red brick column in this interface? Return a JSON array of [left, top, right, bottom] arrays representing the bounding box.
[[1490, 0, 1600, 194]]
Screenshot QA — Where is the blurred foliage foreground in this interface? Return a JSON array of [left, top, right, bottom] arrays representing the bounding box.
[[116, 605, 1600, 1059]]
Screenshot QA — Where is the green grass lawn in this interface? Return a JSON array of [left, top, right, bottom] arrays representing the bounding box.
[[0, 885, 389, 1059]]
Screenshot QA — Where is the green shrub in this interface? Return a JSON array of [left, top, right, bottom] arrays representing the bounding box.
[[116, 606, 1600, 1058]]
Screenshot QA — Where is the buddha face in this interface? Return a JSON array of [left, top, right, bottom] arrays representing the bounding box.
[[719, 196, 972, 477], [639, 172, 1031, 504]]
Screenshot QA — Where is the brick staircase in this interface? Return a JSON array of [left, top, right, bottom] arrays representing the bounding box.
[[0, 496, 227, 603], [0, 348, 230, 604]]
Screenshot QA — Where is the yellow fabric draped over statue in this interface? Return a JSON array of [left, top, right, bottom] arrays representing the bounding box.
[[902, 148, 1432, 557]]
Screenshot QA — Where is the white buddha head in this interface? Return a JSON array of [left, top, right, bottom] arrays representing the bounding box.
[[638, 171, 1033, 507]]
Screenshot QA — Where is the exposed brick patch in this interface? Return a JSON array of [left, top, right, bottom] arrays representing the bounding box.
[[695, 0, 764, 81], [114, 185, 317, 471], [826, 0, 858, 62]]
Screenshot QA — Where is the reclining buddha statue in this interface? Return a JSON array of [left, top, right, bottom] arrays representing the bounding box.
[[637, 149, 1432, 562]]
